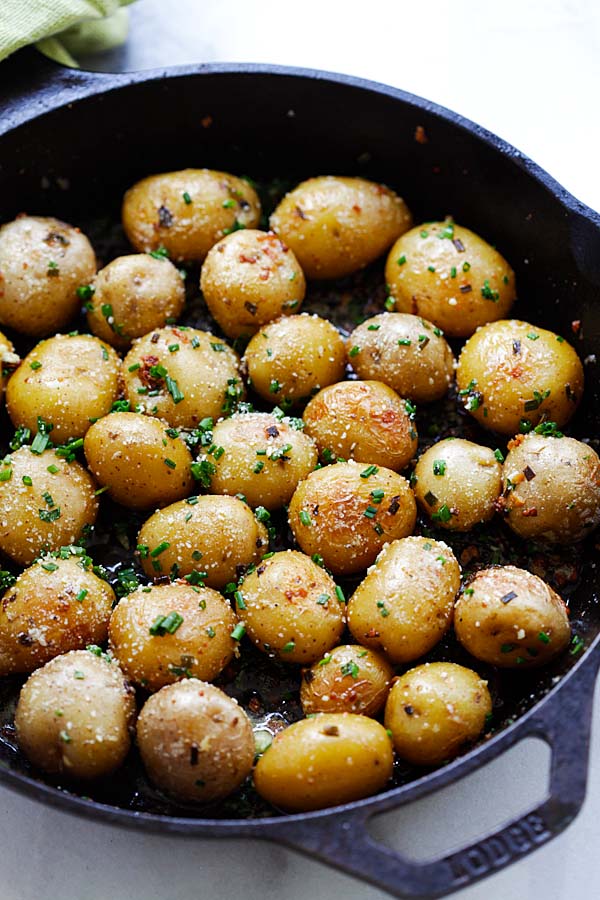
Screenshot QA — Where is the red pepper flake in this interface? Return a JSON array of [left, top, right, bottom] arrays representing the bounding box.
[[414, 125, 428, 144], [522, 507, 538, 517], [571, 320, 581, 333], [201, 115, 213, 128]]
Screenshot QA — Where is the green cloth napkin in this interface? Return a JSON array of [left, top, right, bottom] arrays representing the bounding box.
[[0, 0, 136, 66]]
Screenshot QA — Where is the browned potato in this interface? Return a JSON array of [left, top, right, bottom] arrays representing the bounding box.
[[200, 231, 306, 339], [456, 320, 584, 435], [501, 433, 600, 543], [385, 221, 515, 337], [270, 176, 412, 279], [84, 412, 193, 510], [15, 649, 135, 779], [137, 495, 269, 588], [455, 565, 571, 668], [0, 331, 19, 411], [253, 713, 393, 811], [122, 169, 261, 262], [199, 412, 318, 509], [300, 645, 393, 716], [413, 438, 502, 531], [347, 536, 460, 663], [137, 680, 255, 803], [239, 550, 344, 664], [0, 448, 98, 565], [122, 326, 243, 428], [347, 313, 455, 403], [243, 314, 345, 405], [288, 461, 416, 575], [0, 555, 114, 676], [0, 216, 96, 336], [303, 380, 418, 470], [109, 582, 237, 691], [86, 254, 185, 349], [385, 662, 492, 766], [6, 335, 120, 443]]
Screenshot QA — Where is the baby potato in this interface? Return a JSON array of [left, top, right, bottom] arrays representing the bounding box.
[[200, 231, 306, 339], [0, 330, 19, 409], [0, 448, 98, 566], [501, 433, 600, 543], [15, 649, 135, 779], [385, 662, 492, 766], [122, 169, 261, 262], [288, 461, 416, 575], [347, 536, 460, 663], [270, 176, 412, 280], [6, 334, 120, 443], [200, 412, 318, 509], [347, 313, 455, 403], [122, 326, 243, 428], [243, 314, 345, 404], [253, 713, 393, 811], [239, 550, 344, 664], [455, 565, 571, 668], [385, 221, 515, 337], [456, 320, 584, 435], [137, 679, 255, 803], [300, 645, 393, 716], [413, 438, 502, 531], [109, 582, 237, 691], [86, 254, 185, 349], [84, 412, 193, 510], [303, 380, 418, 470], [137, 495, 268, 587], [0, 215, 96, 336], [0, 555, 114, 676]]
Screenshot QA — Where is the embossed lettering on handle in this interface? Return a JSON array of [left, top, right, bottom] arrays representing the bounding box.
[[449, 813, 551, 886]]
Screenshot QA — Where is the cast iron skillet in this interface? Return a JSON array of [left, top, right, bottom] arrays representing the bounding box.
[[1, 47, 600, 900]]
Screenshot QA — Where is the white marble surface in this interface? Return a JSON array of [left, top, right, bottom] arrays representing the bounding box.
[[3, 1, 600, 898]]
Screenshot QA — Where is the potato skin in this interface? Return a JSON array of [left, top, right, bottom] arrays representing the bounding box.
[[244, 313, 345, 404], [109, 583, 237, 691], [0, 330, 18, 410], [303, 380, 418, 470], [385, 662, 491, 766], [414, 438, 502, 531], [200, 231, 306, 339], [122, 326, 243, 429], [201, 412, 318, 509], [300, 645, 393, 716], [0, 448, 98, 565], [239, 550, 344, 664], [137, 495, 269, 588], [385, 221, 515, 337], [15, 650, 135, 779], [6, 335, 120, 443], [454, 565, 571, 668], [84, 412, 193, 510], [0, 216, 96, 336], [136, 679, 255, 803], [288, 461, 416, 575], [501, 433, 600, 543], [347, 536, 460, 663], [456, 320, 584, 435], [253, 713, 393, 811], [87, 254, 185, 349], [270, 176, 412, 280], [347, 313, 455, 403], [122, 169, 261, 262]]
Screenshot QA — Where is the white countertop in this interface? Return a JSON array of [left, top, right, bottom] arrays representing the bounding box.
[[2, 1, 600, 898]]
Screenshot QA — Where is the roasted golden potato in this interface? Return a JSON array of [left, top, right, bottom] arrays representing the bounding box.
[[300, 644, 393, 716], [0, 330, 18, 410]]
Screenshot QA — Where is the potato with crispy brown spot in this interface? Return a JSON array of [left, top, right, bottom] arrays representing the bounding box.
[[288, 461, 416, 576], [122, 169, 261, 262], [84, 412, 193, 510], [303, 380, 418, 470], [385, 662, 492, 766], [270, 176, 412, 279], [300, 645, 393, 716], [454, 565, 571, 668], [136, 680, 255, 803], [15, 649, 135, 779]]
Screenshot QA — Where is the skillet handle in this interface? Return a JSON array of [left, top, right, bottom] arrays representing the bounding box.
[[266, 651, 600, 899]]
